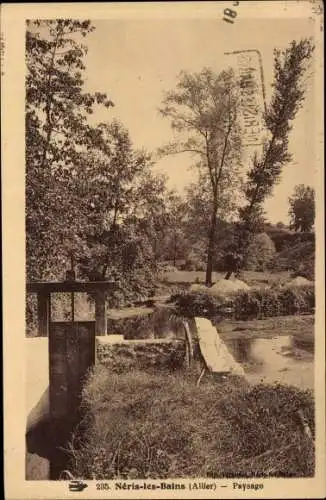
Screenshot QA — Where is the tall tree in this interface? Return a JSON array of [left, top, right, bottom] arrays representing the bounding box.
[[184, 175, 241, 245], [26, 20, 173, 305], [159, 68, 243, 285], [151, 193, 189, 266], [26, 19, 113, 280], [288, 184, 315, 232], [76, 120, 172, 282], [228, 38, 314, 278]]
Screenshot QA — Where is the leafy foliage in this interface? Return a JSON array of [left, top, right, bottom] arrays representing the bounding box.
[[72, 120, 169, 284], [152, 194, 190, 265], [170, 283, 315, 320], [264, 223, 314, 252], [289, 184, 315, 232], [234, 39, 314, 272], [233, 287, 282, 319], [233, 285, 314, 319], [291, 258, 315, 282], [236, 283, 315, 318], [169, 290, 226, 317], [159, 68, 243, 285], [26, 20, 175, 304], [26, 19, 114, 280], [272, 240, 315, 279], [245, 233, 276, 271]]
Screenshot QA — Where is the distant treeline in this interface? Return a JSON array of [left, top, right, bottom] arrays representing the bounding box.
[[263, 224, 315, 252]]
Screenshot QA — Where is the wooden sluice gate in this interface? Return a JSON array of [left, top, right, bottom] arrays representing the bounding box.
[[26, 276, 116, 479]]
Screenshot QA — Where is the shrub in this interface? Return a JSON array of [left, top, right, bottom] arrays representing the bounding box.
[[272, 240, 315, 274], [182, 258, 206, 272], [278, 284, 315, 315], [180, 247, 207, 272], [170, 284, 315, 320], [107, 306, 190, 341], [106, 311, 154, 339], [245, 233, 276, 272], [292, 258, 315, 281], [169, 290, 225, 317], [234, 284, 314, 319], [159, 264, 179, 273], [266, 228, 314, 253], [233, 288, 281, 319]]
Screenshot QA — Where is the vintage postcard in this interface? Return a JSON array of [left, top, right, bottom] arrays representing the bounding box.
[[2, 1, 325, 499]]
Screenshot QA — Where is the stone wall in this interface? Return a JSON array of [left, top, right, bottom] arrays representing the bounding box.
[[96, 337, 200, 372]]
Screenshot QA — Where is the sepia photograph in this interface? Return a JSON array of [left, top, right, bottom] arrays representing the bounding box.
[[2, 1, 325, 498]]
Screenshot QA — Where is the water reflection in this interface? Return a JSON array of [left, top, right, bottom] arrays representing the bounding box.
[[148, 311, 314, 390], [224, 338, 253, 363], [145, 311, 314, 389], [222, 334, 314, 389], [223, 335, 314, 363]]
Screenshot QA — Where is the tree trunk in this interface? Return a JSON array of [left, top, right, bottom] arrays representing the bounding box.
[[173, 231, 177, 267], [101, 264, 107, 280], [205, 201, 218, 286], [153, 239, 158, 270]]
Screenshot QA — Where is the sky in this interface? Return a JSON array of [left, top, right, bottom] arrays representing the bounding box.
[[81, 14, 318, 225]]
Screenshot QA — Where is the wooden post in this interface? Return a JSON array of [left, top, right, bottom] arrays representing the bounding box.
[[95, 290, 107, 336], [183, 320, 194, 368], [71, 292, 75, 324], [37, 292, 50, 337], [196, 366, 206, 387]]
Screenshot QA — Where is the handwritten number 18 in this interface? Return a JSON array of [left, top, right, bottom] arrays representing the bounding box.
[[223, 2, 239, 24]]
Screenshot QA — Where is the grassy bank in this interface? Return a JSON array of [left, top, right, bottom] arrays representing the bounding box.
[[67, 367, 314, 479], [162, 270, 291, 286], [218, 314, 314, 341]]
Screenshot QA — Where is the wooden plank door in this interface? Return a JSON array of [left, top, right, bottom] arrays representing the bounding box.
[[49, 322, 95, 420]]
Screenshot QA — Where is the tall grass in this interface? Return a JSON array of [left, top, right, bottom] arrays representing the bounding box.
[[67, 367, 314, 479]]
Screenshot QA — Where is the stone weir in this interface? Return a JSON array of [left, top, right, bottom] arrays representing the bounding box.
[[98, 305, 200, 370]]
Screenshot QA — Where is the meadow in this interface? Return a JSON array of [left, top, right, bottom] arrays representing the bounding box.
[[161, 269, 291, 287]]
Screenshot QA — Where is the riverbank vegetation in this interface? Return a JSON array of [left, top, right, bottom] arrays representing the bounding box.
[[66, 367, 314, 479]]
